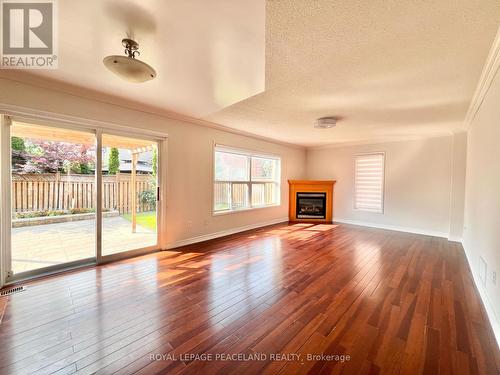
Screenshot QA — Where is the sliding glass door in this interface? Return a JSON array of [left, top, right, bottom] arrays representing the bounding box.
[[101, 133, 158, 257], [10, 122, 96, 274], [2, 118, 161, 281]]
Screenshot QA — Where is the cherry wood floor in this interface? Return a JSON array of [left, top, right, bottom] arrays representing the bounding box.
[[0, 223, 498, 375]]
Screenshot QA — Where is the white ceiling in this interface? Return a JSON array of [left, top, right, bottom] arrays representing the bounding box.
[[2, 0, 500, 147], [3, 0, 265, 117]]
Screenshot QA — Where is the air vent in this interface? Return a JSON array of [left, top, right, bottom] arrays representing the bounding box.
[[0, 286, 26, 297]]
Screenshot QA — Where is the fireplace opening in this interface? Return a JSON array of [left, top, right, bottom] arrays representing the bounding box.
[[296, 192, 326, 219]]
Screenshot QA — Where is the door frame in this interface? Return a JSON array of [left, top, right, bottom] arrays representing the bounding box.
[[0, 115, 12, 288], [0, 107, 168, 285]]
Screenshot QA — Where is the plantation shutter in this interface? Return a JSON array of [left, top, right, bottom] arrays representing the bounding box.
[[354, 153, 385, 213]]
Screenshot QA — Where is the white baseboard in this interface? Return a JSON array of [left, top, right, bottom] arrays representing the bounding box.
[[461, 241, 500, 348], [166, 217, 288, 249], [333, 218, 449, 238], [447, 236, 463, 243]]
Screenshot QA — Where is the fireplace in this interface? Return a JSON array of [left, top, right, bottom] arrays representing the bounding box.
[[296, 192, 326, 219], [288, 180, 335, 223]]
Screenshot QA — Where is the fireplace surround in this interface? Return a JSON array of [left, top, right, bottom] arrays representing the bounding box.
[[288, 180, 336, 223]]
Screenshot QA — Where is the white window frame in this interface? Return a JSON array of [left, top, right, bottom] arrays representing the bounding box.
[[354, 152, 385, 214], [213, 144, 281, 215]]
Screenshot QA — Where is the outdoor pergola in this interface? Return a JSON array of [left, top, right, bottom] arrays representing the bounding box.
[[11, 121, 156, 232]]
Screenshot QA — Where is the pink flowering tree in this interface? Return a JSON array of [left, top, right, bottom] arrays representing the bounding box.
[[17, 140, 94, 174]]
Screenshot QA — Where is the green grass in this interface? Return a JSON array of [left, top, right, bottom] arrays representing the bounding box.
[[122, 211, 157, 231]]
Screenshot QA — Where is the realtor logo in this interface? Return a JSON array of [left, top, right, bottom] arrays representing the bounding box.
[[1, 0, 58, 68]]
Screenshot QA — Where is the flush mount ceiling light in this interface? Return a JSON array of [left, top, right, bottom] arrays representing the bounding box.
[[314, 117, 337, 129], [103, 38, 156, 83]]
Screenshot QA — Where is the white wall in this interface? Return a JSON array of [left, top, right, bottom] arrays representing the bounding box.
[[306, 136, 461, 237], [463, 67, 500, 335], [0, 78, 306, 248], [449, 132, 467, 241]]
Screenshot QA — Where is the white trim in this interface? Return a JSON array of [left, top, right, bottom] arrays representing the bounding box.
[[213, 203, 281, 216], [0, 103, 169, 139], [95, 129, 103, 263], [99, 246, 160, 264], [464, 27, 500, 130], [166, 217, 288, 249], [447, 236, 463, 243], [306, 133, 454, 151], [215, 143, 281, 159], [461, 241, 500, 347], [0, 115, 12, 288], [333, 218, 448, 238], [158, 139, 168, 250], [6, 258, 96, 284]]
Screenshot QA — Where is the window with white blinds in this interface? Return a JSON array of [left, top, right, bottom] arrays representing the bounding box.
[[354, 153, 385, 213]]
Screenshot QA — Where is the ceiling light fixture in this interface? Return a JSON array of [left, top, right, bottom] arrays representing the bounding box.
[[103, 38, 156, 83], [314, 117, 337, 129]]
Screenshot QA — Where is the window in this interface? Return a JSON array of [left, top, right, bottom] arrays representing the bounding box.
[[214, 145, 280, 213], [354, 153, 385, 213]]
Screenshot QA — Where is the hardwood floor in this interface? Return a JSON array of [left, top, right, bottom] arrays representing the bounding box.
[[0, 222, 498, 374]]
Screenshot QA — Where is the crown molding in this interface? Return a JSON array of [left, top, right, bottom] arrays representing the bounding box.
[[464, 27, 500, 130], [0, 102, 170, 139], [305, 132, 454, 151]]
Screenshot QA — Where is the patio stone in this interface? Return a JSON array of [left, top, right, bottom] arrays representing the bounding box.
[[11, 216, 156, 274]]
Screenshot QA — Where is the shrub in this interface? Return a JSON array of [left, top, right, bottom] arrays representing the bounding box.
[[69, 208, 95, 214], [15, 210, 65, 219], [108, 148, 120, 174], [15, 208, 104, 219], [46, 210, 67, 216], [79, 163, 93, 174], [139, 189, 156, 208], [152, 148, 157, 176], [16, 211, 48, 219]]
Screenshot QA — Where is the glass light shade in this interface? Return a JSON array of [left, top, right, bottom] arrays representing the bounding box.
[[103, 55, 156, 83]]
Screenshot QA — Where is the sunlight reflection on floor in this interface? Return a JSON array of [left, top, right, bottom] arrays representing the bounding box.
[[304, 224, 339, 231]]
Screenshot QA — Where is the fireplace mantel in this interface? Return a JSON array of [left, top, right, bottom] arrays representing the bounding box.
[[288, 180, 336, 223]]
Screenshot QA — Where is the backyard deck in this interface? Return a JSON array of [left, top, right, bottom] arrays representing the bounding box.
[[11, 216, 156, 274]]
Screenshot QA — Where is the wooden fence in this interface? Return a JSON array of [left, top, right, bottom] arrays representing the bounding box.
[[214, 181, 277, 210], [11, 173, 155, 214]]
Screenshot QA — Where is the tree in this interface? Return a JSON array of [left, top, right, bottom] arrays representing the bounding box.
[[11, 137, 27, 170], [11, 136, 25, 151], [108, 147, 120, 175], [152, 148, 157, 176], [21, 140, 94, 174]]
